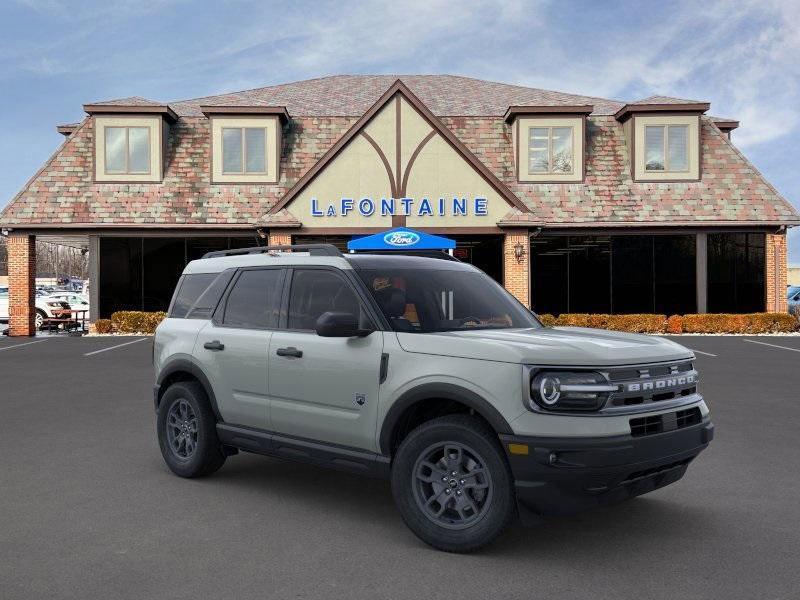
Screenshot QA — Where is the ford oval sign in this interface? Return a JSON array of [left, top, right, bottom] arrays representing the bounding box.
[[384, 231, 420, 247]]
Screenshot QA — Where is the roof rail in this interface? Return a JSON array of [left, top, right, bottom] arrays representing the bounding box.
[[202, 244, 343, 259]]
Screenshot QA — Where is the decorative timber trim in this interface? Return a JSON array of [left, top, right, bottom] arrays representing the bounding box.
[[268, 79, 531, 215]]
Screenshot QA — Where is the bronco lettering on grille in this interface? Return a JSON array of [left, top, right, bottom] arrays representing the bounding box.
[[626, 374, 695, 393]]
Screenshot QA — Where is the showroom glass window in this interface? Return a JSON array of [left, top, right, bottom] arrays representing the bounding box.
[[98, 237, 254, 317], [645, 125, 688, 171], [528, 127, 573, 174], [222, 127, 267, 174], [530, 235, 696, 315], [104, 126, 150, 174], [707, 233, 765, 312]]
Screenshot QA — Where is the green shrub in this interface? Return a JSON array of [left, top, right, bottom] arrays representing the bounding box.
[[110, 311, 167, 334]]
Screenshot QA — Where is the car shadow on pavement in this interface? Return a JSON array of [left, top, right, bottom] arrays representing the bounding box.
[[174, 452, 719, 556]]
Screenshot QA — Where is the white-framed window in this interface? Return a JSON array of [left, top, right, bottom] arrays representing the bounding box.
[[221, 127, 268, 174], [644, 124, 689, 172], [210, 116, 278, 183], [104, 126, 151, 175], [528, 126, 574, 175]]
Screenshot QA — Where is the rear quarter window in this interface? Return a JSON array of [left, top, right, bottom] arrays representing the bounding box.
[[169, 273, 219, 318]]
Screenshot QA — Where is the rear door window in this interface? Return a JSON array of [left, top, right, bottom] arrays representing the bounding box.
[[222, 268, 283, 329]]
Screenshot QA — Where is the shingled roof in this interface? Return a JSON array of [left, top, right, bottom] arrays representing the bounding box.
[[1, 75, 797, 229], [168, 74, 626, 117], [86, 96, 165, 107]]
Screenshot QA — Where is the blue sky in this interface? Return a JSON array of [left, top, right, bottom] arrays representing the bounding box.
[[1, 0, 798, 261]]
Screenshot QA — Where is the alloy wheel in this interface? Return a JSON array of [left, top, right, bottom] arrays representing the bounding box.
[[166, 398, 198, 460], [412, 441, 493, 530]]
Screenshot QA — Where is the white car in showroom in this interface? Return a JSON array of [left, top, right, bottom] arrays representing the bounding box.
[[0, 286, 73, 329]]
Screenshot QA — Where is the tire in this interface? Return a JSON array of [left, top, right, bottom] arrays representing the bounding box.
[[391, 414, 516, 553], [35, 309, 46, 330], [157, 381, 226, 478]]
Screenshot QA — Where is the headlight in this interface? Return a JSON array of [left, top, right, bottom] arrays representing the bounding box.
[[46, 301, 61, 307], [529, 371, 618, 412]]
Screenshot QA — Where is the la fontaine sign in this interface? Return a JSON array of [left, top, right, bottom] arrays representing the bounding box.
[[310, 196, 489, 218]]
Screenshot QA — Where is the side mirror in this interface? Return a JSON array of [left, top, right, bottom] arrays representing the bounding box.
[[315, 311, 373, 337]]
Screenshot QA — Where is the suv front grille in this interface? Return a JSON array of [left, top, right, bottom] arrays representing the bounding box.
[[630, 407, 702, 437], [606, 361, 698, 409]]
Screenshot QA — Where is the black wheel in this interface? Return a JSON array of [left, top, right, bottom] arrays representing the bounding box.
[[157, 381, 226, 478], [391, 415, 516, 552], [35, 309, 46, 330]]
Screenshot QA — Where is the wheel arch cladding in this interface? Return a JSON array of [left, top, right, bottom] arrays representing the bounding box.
[[156, 359, 223, 421], [379, 383, 513, 455]]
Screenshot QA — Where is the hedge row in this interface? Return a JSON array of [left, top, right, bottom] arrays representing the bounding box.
[[93, 310, 798, 335], [538, 313, 799, 334], [109, 311, 167, 334]]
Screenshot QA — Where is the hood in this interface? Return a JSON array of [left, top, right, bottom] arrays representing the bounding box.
[[395, 326, 693, 366]]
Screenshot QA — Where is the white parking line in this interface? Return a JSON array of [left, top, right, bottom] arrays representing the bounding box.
[[742, 339, 800, 353], [0, 339, 49, 352], [84, 338, 148, 356], [688, 348, 717, 357]]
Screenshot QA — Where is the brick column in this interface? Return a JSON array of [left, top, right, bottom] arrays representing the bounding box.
[[502, 229, 530, 308], [268, 230, 292, 246], [765, 232, 788, 312], [8, 234, 36, 336]]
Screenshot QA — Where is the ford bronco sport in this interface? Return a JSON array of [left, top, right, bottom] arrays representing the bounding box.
[[153, 244, 713, 552]]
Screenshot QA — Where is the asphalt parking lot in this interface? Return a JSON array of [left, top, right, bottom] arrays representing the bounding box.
[[1, 335, 799, 599]]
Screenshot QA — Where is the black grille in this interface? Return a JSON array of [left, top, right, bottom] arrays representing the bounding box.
[[608, 361, 693, 382], [622, 458, 692, 484], [676, 407, 702, 429], [630, 415, 663, 437], [607, 361, 698, 409], [630, 407, 702, 438]]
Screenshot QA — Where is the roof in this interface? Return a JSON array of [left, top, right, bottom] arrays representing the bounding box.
[[55, 123, 80, 136], [630, 95, 707, 105], [710, 116, 740, 130], [1, 75, 796, 230], [86, 96, 164, 107], [168, 74, 626, 117]]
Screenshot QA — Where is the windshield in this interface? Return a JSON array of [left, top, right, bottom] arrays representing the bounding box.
[[357, 268, 540, 333]]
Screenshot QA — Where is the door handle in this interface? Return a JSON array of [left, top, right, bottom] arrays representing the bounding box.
[[276, 346, 303, 358], [203, 340, 225, 351]]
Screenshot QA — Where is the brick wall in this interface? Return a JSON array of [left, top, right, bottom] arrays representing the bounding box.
[[765, 232, 788, 312], [502, 229, 530, 308], [268, 230, 293, 247], [7, 234, 36, 336]]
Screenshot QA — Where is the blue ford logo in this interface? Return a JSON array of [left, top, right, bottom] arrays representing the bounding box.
[[384, 231, 420, 247]]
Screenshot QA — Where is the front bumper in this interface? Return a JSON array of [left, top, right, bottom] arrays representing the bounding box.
[[500, 418, 713, 518]]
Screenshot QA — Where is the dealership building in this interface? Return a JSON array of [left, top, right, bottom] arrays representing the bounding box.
[[1, 75, 798, 335]]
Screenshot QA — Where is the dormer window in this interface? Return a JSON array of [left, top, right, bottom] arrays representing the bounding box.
[[222, 127, 268, 174], [84, 101, 175, 183], [615, 100, 707, 182], [528, 126, 573, 174], [92, 116, 165, 182], [505, 106, 591, 183], [644, 124, 688, 172], [201, 106, 289, 184], [105, 126, 151, 174]]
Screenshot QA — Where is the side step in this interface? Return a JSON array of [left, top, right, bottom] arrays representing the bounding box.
[[216, 423, 390, 479]]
